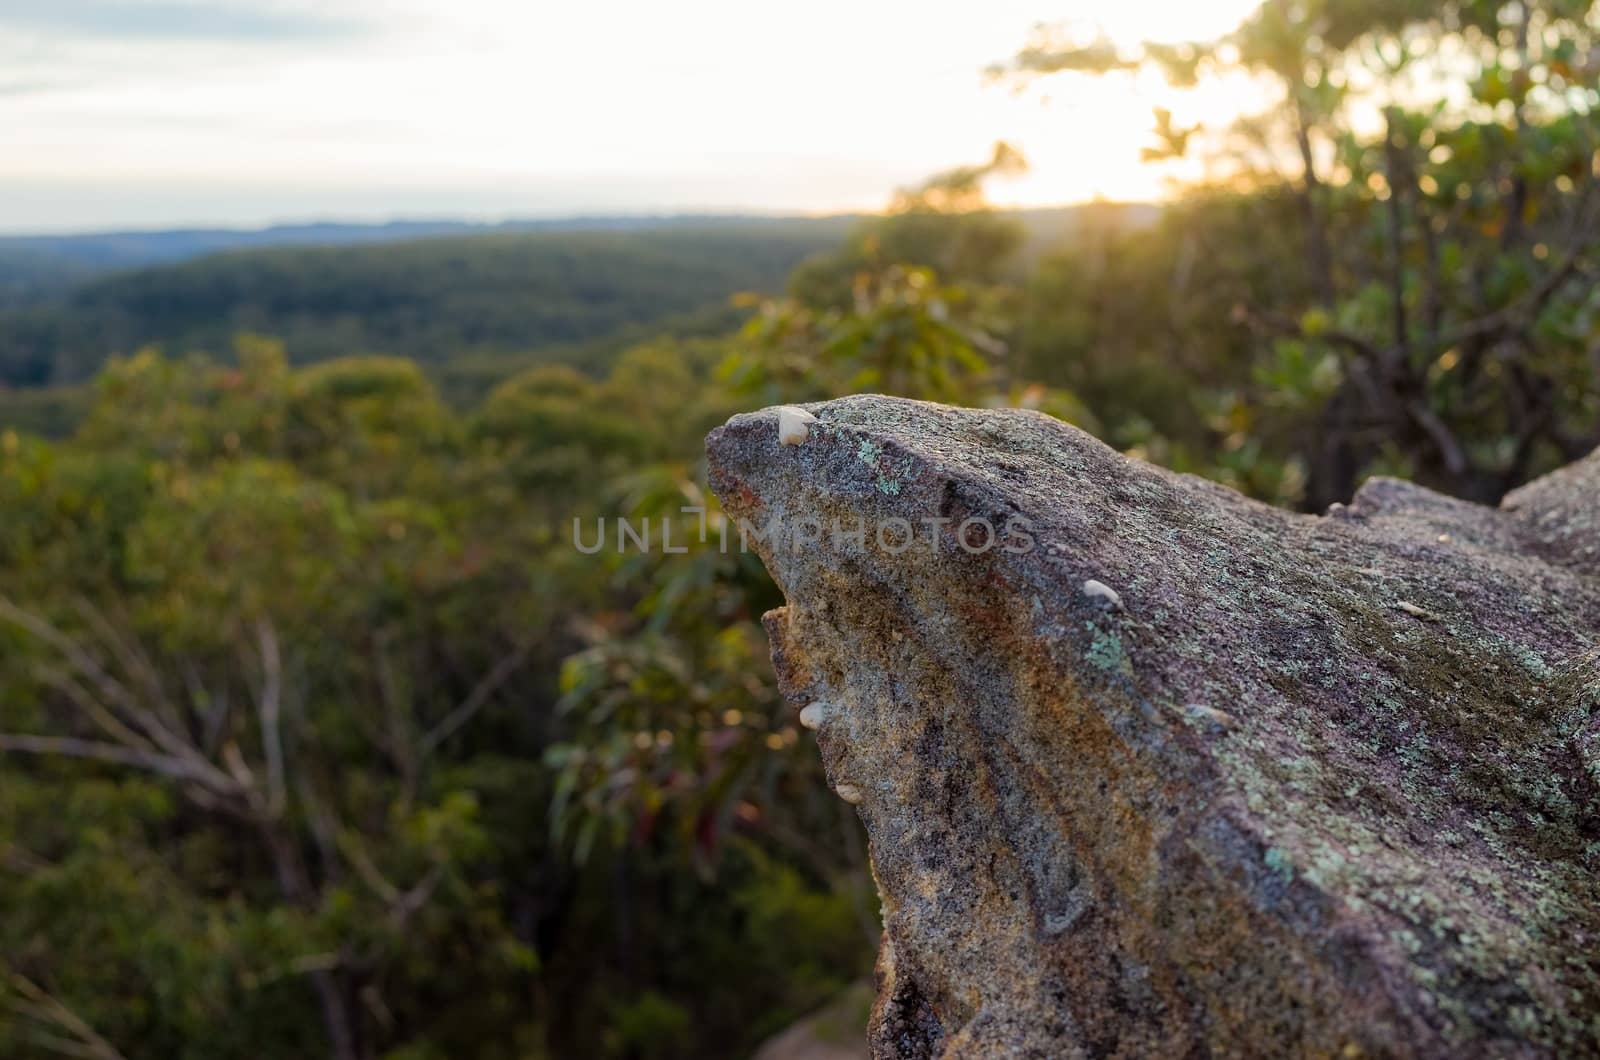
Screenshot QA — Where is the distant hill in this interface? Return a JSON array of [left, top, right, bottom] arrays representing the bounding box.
[[0, 246, 99, 309], [0, 204, 1155, 294], [0, 214, 865, 276], [0, 205, 1159, 413], [0, 218, 859, 389]]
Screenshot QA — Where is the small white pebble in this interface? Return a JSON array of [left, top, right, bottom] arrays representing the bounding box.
[[798, 701, 830, 730], [1184, 703, 1237, 730], [776, 405, 817, 446], [1394, 600, 1438, 621], [1082, 579, 1123, 610], [834, 783, 864, 804]]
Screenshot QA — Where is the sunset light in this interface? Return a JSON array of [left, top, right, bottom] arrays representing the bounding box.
[[2, 0, 1266, 230]]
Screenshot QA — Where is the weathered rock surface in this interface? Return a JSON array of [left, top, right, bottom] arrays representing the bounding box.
[[706, 396, 1600, 1059]]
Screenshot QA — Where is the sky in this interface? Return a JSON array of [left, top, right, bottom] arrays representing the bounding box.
[[0, 0, 1268, 233]]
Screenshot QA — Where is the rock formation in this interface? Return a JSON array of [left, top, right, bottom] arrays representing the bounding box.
[[706, 396, 1600, 1059]]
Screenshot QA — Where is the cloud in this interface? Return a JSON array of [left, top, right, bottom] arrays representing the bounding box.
[[0, 0, 363, 43], [0, 78, 64, 97]]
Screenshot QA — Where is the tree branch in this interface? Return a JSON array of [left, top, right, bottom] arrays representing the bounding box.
[[419, 640, 534, 758], [1405, 401, 1468, 476], [1381, 107, 1411, 374], [70, 596, 180, 732], [33, 665, 154, 754], [3, 971, 127, 1060], [0, 733, 239, 791], [254, 620, 287, 817], [1426, 249, 1589, 353], [1233, 304, 1381, 361], [0, 599, 199, 769]]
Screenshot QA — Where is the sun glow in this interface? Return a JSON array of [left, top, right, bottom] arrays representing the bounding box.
[[0, 0, 1272, 230]]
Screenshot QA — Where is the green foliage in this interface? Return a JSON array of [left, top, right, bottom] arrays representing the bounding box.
[[1000, 0, 1600, 506], [0, 385, 89, 438], [730, 264, 1004, 404], [2, 5, 1598, 1056], [0, 329, 876, 1058]]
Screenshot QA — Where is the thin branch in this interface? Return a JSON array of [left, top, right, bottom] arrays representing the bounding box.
[[1426, 248, 1589, 352], [1, 842, 52, 875], [1293, 98, 1335, 307], [33, 665, 154, 753], [220, 742, 264, 812], [69, 597, 180, 731], [13, 1028, 105, 1060], [419, 640, 534, 758], [0, 599, 197, 768], [371, 635, 416, 792], [1416, 201, 1444, 351], [1381, 108, 1411, 373], [1233, 304, 1382, 362], [388, 864, 445, 930], [0, 733, 238, 791], [1240, 238, 1591, 373], [1498, 1, 1531, 253], [339, 832, 401, 904], [4, 970, 128, 1060], [294, 771, 344, 886], [1406, 401, 1469, 475], [184, 663, 231, 757], [254, 621, 287, 818]]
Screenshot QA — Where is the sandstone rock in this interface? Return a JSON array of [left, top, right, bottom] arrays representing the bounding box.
[[706, 396, 1600, 1059]]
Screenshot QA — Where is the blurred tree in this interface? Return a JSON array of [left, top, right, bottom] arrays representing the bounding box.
[[729, 265, 1004, 405], [0, 333, 883, 1059], [998, 0, 1600, 505]]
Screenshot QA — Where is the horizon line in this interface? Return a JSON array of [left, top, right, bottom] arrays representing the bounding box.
[[0, 200, 1161, 242]]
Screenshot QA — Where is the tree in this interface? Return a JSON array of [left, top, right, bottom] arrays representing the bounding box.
[[997, 0, 1600, 505]]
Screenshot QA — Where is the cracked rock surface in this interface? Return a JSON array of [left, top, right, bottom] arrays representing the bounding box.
[[706, 395, 1600, 1059]]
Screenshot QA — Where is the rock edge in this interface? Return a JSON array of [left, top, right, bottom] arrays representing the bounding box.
[[708, 395, 1600, 1059]]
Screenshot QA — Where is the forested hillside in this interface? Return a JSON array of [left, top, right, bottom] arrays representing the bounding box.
[[0, 215, 871, 276], [0, 248, 96, 311], [0, 208, 1142, 434], [0, 219, 858, 391]]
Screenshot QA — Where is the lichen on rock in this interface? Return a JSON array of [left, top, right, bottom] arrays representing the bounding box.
[[707, 395, 1600, 1059]]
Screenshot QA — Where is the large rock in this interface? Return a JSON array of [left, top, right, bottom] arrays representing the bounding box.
[[706, 396, 1600, 1059]]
